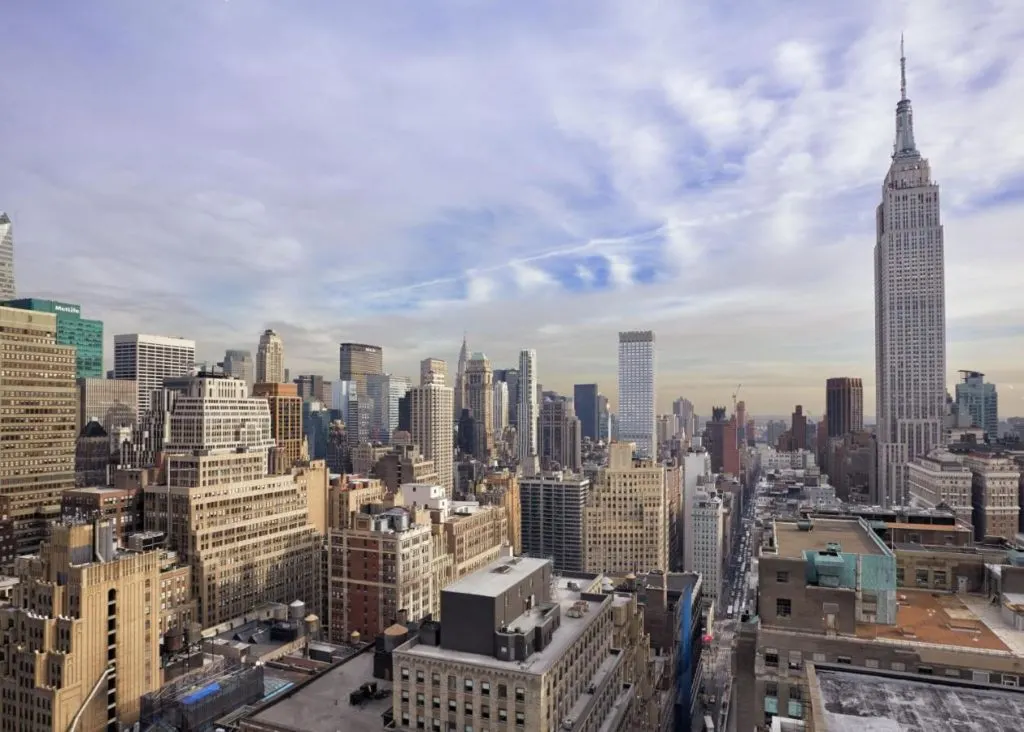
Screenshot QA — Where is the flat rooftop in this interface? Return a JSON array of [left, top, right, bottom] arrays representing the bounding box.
[[814, 667, 1024, 732], [773, 518, 885, 559], [244, 650, 389, 732], [398, 577, 620, 676], [442, 556, 550, 599], [856, 590, 1011, 653]]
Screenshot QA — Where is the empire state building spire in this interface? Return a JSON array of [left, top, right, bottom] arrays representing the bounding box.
[[894, 34, 918, 158]]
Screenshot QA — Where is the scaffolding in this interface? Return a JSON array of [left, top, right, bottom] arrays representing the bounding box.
[[141, 660, 265, 732]]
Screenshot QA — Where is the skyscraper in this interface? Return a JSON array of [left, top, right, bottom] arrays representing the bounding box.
[[517, 349, 538, 461], [955, 370, 998, 439], [339, 342, 383, 400], [256, 328, 285, 383], [113, 333, 196, 414], [466, 353, 494, 460], [617, 331, 656, 459], [221, 348, 255, 389], [409, 357, 455, 495], [455, 334, 469, 418], [493, 379, 509, 434], [573, 383, 599, 440], [826, 377, 865, 438], [875, 40, 947, 506], [4, 299, 103, 377], [0, 212, 14, 299], [539, 395, 582, 472]]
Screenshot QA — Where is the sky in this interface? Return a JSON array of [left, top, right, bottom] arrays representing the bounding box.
[[1, 0, 1023, 419]]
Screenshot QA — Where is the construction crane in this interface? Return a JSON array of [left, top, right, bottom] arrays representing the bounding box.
[[732, 384, 742, 415]]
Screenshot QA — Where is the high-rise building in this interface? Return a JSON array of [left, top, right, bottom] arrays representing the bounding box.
[[294, 373, 332, 403], [519, 472, 590, 572], [0, 520, 162, 730], [465, 353, 494, 460], [77, 376, 138, 433], [253, 382, 305, 474], [409, 359, 455, 496], [366, 374, 411, 444], [0, 306, 77, 552], [455, 334, 470, 419], [964, 452, 1020, 542], [495, 367, 520, 427], [113, 333, 196, 414], [0, 212, 14, 299], [791, 405, 808, 450], [672, 397, 695, 440], [256, 328, 285, 384], [735, 400, 747, 446], [584, 442, 668, 574], [826, 377, 865, 438], [875, 41, 947, 506], [221, 348, 254, 389], [538, 395, 582, 472], [597, 393, 611, 442], [955, 371, 998, 439], [492, 379, 509, 435], [4, 298, 103, 377], [517, 349, 538, 461], [573, 383, 600, 440], [618, 331, 656, 459], [339, 342, 383, 400], [691, 490, 725, 602]]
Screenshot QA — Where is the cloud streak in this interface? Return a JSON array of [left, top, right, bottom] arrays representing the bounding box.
[[1, 0, 1023, 415]]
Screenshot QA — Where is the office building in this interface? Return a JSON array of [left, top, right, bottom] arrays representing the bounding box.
[[617, 331, 656, 459], [455, 334, 470, 419], [495, 367, 520, 427], [409, 359, 455, 496], [597, 394, 610, 442], [466, 352, 494, 461], [672, 398, 695, 441], [964, 452, 1020, 542], [366, 374, 411, 444], [0, 520, 162, 730], [955, 370, 998, 439], [519, 471, 590, 572], [690, 491, 724, 602], [252, 382, 305, 474], [825, 377, 864, 438], [0, 306, 77, 553], [113, 333, 195, 413], [374, 443, 439, 491], [584, 442, 668, 574], [492, 379, 509, 435], [574, 383, 600, 440], [4, 298, 103, 378], [907, 449, 973, 526], [478, 470, 522, 555], [77, 376, 137, 433], [0, 213, 13, 299], [517, 349, 538, 461], [221, 348, 254, 388], [141, 375, 323, 627], [391, 556, 648, 732], [790, 405, 808, 450], [538, 395, 582, 472], [339, 342, 384, 400], [875, 43, 947, 506], [256, 328, 285, 384], [294, 373, 332, 403]]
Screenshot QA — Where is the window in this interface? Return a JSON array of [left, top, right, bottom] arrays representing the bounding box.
[[776, 598, 792, 618], [972, 671, 990, 684], [465, 679, 474, 692], [432, 696, 440, 709], [865, 659, 879, 669], [837, 656, 852, 665], [918, 666, 933, 675], [401, 667, 410, 681], [515, 687, 525, 702], [776, 571, 789, 583], [933, 570, 947, 587], [481, 704, 490, 719], [812, 653, 825, 663], [465, 703, 473, 715], [432, 672, 441, 685], [787, 651, 802, 671], [498, 709, 508, 721], [481, 682, 490, 696], [1003, 675, 1018, 687], [498, 684, 507, 699], [416, 670, 425, 683], [891, 662, 905, 672], [789, 686, 802, 702], [416, 693, 425, 707], [915, 569, 929, 587], [945, 669, 961, 678], [515, 711, 525, 727], [401, 690, 409, 702], [765, 652, 779, 667], [448, 700, 457, 712], [765, 681, 778, 696]]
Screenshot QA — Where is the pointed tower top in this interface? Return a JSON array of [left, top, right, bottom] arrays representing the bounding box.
[[900, 33, 907, 101]]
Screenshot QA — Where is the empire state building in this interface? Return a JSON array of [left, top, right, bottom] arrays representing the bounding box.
[[874, 39, 947, 506]]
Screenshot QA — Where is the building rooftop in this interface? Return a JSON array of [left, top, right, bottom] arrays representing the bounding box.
[[856, 589, 1011, 653], [397, 577, 620, 676], [442, 556, 550, 599], [813, 667, 1024, 732], [243, 650, 388, 732], [773, 518, 886, 559]]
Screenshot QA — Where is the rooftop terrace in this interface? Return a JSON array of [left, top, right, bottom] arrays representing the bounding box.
[[856, 589, 1011, 653], [773, 518, 886, 560]]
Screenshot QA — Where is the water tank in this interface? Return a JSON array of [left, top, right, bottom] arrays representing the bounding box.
[[351, 631, 361, 644], [391, 512, 410, 532], [289, 600, 306, 621]]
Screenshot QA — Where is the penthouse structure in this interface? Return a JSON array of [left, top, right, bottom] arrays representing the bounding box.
[[392, 555, 646, 732]]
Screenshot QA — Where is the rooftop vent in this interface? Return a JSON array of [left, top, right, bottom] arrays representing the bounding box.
[[796, 519, 813, 532], [491, 565, 512, 574]]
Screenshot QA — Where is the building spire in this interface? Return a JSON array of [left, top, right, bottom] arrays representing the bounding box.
[[893, 33, 918, 159]]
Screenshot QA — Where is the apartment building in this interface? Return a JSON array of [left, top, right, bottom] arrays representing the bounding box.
[[0, 306, 77, 553], [252, 382, 304, 474], [735, 516, 1024, 730], [691, 490, 725, 602], [0, 521, 162, 731], [965, 452, 1021, 542], [61, 485, 142, 540], [374, 442, 439, 492], [477, 470, 522, 555], [584, 442, 668, 574], [434, 504, 509, 583], [256, 329, 285, 384], [408, 361, 456, 496], [907, 449, 974, 526], [520, 471, 590, 573], [328, 475, 386, 530], [391, 555, 646, 732]]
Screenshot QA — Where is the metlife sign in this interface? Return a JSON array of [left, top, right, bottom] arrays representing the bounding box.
[[53, 303, 80, 316]]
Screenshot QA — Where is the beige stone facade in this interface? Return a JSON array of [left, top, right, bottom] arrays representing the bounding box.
[[965, 452, 1021, 541]]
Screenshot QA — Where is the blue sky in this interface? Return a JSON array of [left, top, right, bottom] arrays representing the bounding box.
[[2, 0, 1023, 416]]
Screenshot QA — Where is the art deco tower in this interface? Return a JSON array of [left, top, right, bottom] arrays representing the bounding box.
[[875, 39, 947, 506], [0, 212, 14, 299], [256, 328, 285, 384]]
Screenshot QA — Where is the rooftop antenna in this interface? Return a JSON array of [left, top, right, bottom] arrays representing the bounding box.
[[900, 33, 907, 101]]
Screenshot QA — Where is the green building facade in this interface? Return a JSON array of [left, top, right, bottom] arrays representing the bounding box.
[[3, 298, 103, 378]]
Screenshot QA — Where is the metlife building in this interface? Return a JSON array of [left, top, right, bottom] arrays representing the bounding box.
[[4, 298, 103, 377]]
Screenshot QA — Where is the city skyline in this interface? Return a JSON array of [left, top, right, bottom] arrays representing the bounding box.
[[2, 2, 1023, 415]]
